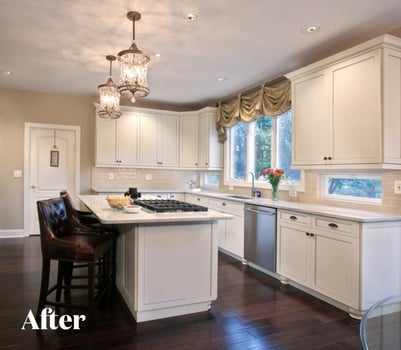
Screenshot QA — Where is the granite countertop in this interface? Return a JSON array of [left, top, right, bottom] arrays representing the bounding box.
[[185, 191, 401, 223], [79, 195, 232, 225]]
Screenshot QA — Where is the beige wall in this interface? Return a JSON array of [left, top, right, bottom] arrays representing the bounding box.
[[0, 89, 97, 230]]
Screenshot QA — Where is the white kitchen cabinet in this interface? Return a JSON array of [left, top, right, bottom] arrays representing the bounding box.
[[198, 108, 223, 169], [277, 210, 359, 313], [207, 198, 244, 259], [95, 111, 139, 167], [139, 113, 179, 167], [276, 209, 401, 319], [287, 34, 401, 169], [180, 107, 223, 170], [180, 114, 199, 168], [184, 193, 209, 207]]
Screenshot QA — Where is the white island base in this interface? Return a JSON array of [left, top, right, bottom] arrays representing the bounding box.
[[115, 221, 218, 322]]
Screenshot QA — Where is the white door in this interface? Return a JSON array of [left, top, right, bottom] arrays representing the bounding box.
[[24, 123, 80, 236]]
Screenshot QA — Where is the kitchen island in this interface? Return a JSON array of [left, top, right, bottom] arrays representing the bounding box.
[[79, 195, 232, 322]]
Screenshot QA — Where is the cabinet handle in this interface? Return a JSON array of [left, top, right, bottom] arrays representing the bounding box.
[[222, 202, 226, 206], [205, 162, 208, 166], [323, 156, 332, 160], [328, 223, 338, 228], [289, 215, 297, 220], [306, 232, 310, 236], [328, 157, 332, 160], [306, 232, 315, 237], [195, 163, 199, 166]]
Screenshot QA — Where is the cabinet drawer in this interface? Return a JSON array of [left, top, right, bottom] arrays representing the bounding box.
[[279, 210, 311, 227], [208, 198, 244, 216], [314, 217, 358, 236]]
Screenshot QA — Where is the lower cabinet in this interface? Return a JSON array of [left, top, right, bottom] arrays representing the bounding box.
[[207, 198, 244, 259], [277, 209, 401, 318], [277, 210, 359, 314]]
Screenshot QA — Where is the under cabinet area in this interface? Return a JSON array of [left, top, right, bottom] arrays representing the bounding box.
[[287, 34, 401, 169]]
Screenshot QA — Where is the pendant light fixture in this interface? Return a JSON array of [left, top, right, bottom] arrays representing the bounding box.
[[117, 11, 150, 103], [98, 55, 122, 119]]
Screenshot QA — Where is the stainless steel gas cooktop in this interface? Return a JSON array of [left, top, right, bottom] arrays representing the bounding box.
[[133, 199, 208, 213]]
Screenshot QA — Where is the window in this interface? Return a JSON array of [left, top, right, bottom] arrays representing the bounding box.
[[226, 110, 301, 188], [322, 174, 382, 204], [201, 172, 220, 188]]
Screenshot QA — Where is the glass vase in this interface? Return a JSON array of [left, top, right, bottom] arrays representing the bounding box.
[[271, 182, 279, 201]]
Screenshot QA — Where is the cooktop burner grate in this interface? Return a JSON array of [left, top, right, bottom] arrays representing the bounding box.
[[133, 199, 208, 213]]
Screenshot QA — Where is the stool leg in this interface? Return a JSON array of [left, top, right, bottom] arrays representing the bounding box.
[[36, 257, 51, 320], [56, 261, 64, 302], [87, 263, 95, 329]]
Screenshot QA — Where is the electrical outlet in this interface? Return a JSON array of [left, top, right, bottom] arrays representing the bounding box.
[[108, 173, 114, 180], [395, 181, 401, 194]]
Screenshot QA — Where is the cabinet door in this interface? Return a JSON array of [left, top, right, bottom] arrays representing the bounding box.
[[312, 233, 358, 307], [117, 114, 139, 165], [277, 225, 311, 285], [180, 116, 199, 168], [95, 117, 117, 165], [291, 71, 330, 166], [159, 116, 179, 167], [199, 110, 222, 169], [331, 49, 381, 164], [139, 114, 159, 166], [225, 214, 244, 258]]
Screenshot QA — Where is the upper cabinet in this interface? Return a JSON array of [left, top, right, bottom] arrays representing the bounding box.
[[287, 34, 401, 169], [95, 108, 139, 167], [95, 105, 222, 170], [180, 107, 223, 170], [139, 113, 179, 167]]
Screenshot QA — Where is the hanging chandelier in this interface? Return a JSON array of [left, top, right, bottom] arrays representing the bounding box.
[[117, 11, 150, 103], [97, 55, 122, 119]]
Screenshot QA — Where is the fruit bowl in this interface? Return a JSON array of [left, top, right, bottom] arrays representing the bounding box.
[[106, 195, 130, 209]]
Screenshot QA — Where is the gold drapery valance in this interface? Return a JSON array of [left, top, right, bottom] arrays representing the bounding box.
[[216, 77, 291, 142]]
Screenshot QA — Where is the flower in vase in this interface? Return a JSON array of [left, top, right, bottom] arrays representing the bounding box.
[[261, 168, 285, 200], [261, 168, 285, 187]]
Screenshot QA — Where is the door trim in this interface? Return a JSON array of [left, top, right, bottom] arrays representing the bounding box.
[[24, 122, 80, 236]]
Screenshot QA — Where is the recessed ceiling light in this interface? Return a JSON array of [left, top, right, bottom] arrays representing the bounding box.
[[154, 53, 161, 58], [216, 77, 226, 82], [2, 70, 12, 76], [184, 13, 198, 21], [301, 24, 321, 34]]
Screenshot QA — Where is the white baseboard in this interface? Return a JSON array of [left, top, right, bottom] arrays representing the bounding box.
[[0, 229, 27, 238]]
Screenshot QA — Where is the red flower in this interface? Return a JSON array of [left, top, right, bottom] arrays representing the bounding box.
[[261, 168, 285, 186]]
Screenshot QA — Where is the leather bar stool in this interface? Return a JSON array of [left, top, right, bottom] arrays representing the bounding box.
[[36, 198, 115, 329], [60, 191, 118, 288]]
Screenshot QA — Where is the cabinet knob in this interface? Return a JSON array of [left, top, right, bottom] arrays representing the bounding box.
[[222, 202, 226, 206]]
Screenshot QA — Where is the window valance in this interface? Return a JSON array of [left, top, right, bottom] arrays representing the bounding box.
[[216, 77, 291, 142]]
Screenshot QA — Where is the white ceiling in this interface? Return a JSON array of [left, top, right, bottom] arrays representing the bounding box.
[[1, 0, 401, 108]]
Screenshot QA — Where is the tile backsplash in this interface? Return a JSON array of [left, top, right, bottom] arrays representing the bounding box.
[[92, 167, 199, 193]]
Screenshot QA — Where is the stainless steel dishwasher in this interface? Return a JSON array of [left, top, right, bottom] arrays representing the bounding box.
[[244, 204, 277, 272]]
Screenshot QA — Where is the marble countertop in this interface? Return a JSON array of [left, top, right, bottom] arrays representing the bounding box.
[[79, 195, 233, 225], [186, 191, 401, 223]]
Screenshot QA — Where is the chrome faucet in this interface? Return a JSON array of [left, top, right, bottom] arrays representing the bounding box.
[[248, 171, 257, 197]]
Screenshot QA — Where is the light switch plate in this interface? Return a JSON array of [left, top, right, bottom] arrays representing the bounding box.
[[13, 170, 23, 178]]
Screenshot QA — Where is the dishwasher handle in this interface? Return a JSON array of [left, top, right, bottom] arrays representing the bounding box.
[[244, 206, 276, 215]]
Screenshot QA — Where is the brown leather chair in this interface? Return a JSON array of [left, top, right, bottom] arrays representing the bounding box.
[[36, 198, 115, 328], [60, 191, 118, 287]]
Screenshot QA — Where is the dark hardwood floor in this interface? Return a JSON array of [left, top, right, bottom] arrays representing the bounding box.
[[0, 236, 362, 349]]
